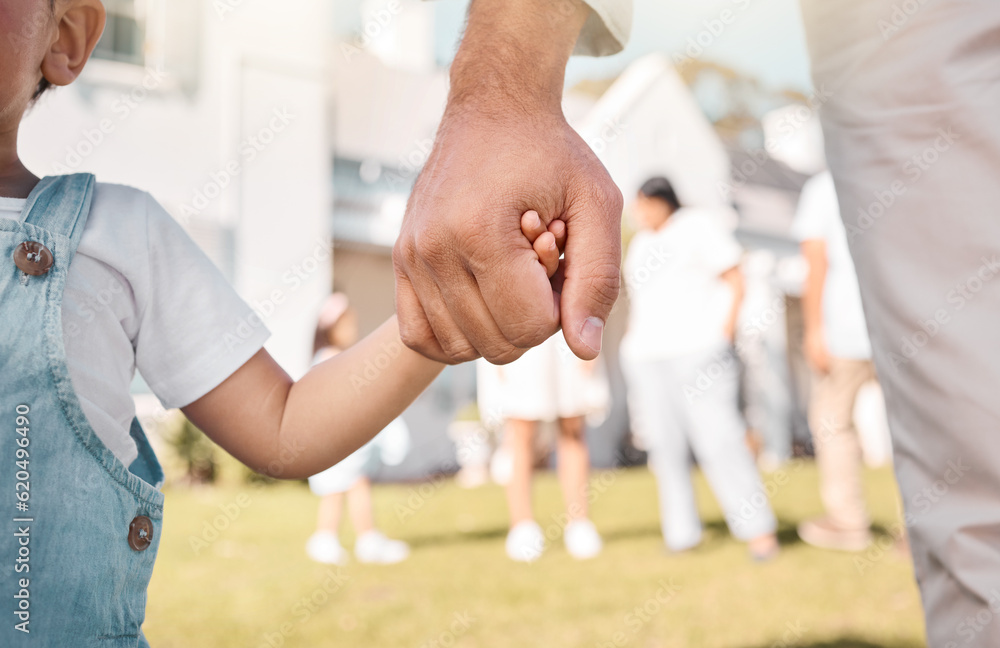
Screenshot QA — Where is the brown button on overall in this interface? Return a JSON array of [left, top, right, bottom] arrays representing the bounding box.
[[128, 516, 154, 551], [13, 241, 54, 276]]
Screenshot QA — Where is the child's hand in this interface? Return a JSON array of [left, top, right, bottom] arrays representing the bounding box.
[[520, 210, 566, 278]]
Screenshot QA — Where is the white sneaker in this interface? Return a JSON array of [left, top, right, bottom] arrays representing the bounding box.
[[564, 519, 603, 560], [505, 520, 545, 562], [354, 530, 410, 564], [305, 531, 349, 565]]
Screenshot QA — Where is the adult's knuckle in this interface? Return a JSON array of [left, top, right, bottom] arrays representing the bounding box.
[[397, 321, 425, 352], [506, 317, 556, 349], [439, 336, 479, 364], [587, 184, 623, 221], [392, 236, 418, 271], [428, 319, 477, 361], [476, 335, 522, 364], [482, 345, 526, 366], [507, 328, 546, 350], [416, 230, 463, 278], [452, 349, 481, 364]]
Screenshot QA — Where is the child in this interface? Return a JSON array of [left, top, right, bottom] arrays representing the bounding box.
[[0, 2, 564, 643], [477, 329, 610, 562], [305, 294, 413, 565]]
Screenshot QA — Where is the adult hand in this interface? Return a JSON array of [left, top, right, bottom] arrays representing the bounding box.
[[393, 0, 623, 365]]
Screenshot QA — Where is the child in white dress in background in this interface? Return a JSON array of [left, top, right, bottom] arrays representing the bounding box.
[[306, 294, 412, 565], [476, 214, 610, 563], [477, 335, 610, 562]]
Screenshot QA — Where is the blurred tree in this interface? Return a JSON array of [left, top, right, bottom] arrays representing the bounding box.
[[166, 418, 217, 485]]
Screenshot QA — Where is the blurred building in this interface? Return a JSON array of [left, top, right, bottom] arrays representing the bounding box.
[[18, 0, 887, 480], [21, 0, 332, 381]]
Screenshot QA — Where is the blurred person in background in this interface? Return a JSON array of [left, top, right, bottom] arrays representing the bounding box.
[[473, 211, 609, 562], [305, 294, 411, 565], [792, 171, 877, 552], [478, 333, 610, 562], [737, 249, 796, 471], [620, 177, 779, 560]]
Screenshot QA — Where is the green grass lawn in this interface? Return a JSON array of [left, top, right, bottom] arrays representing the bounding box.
[[144, 463, 925, 648]]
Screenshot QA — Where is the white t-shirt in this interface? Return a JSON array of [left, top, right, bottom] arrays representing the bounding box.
[[0, 183, 270, 467], [621, 208, 742, 361], [791, 171, 871, 360]]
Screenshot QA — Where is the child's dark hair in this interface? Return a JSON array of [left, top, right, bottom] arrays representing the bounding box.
[[31, 0, 58, 102], [639, 176, 682, 212]]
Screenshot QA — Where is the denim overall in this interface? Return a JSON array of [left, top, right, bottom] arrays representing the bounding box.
[[1, 174, 164, 646]]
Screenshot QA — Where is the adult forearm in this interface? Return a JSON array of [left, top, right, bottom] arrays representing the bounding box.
[[802, 278, 824, 334], [729, 281, 744, 335], [448, 0, 590, 116], [393, 0, 622, 365], [801, 245, 827, 335], [722, 268, 745, 340]]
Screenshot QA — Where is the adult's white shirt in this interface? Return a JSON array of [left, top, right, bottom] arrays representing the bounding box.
[[791, 171, 871, 360], [621, 208, 742, 361]]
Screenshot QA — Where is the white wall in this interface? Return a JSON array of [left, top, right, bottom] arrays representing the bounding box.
[[19, 0, 332, 379]]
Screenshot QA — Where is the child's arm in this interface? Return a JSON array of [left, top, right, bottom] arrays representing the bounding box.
[[181, 316, 443, 479], [179, 212, 561, 480]]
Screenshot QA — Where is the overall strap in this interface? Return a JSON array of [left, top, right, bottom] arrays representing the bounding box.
[[21, 174, 96, 253]]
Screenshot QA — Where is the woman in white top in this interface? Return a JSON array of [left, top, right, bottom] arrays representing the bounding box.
[[620, 177, 778, 560]]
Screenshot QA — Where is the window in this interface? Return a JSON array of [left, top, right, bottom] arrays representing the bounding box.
[[93, 0, 145, 65]]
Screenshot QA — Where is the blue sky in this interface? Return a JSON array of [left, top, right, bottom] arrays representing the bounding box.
[[334, 0, 815, 93], [431, 0, 814, 93]]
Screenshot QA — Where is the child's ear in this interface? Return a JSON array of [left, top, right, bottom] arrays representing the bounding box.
[[40, 0, 107, 88]]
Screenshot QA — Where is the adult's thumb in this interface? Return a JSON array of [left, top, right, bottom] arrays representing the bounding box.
[[560, 185, 623, 360]]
